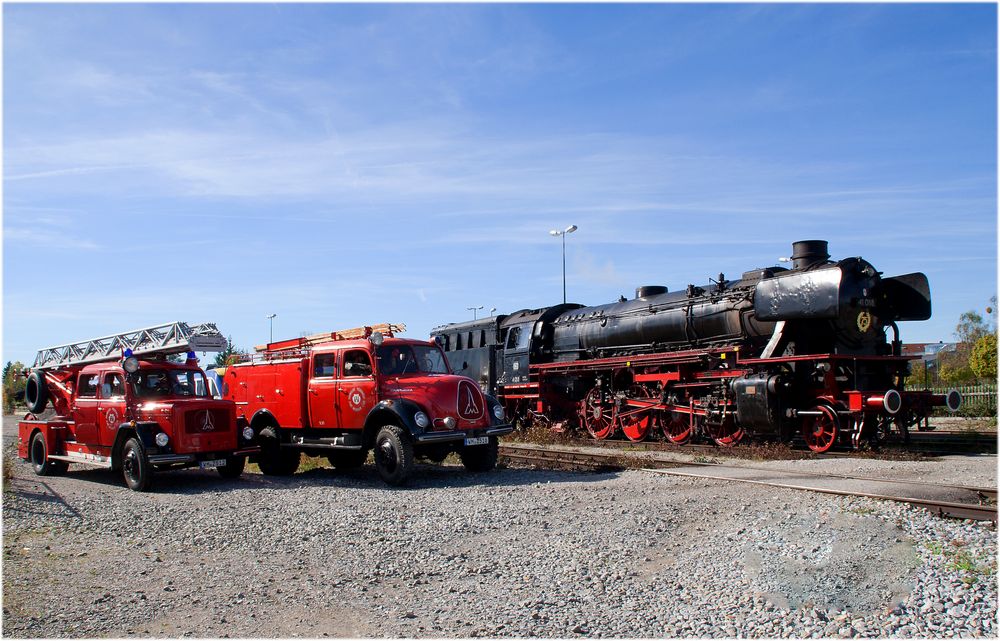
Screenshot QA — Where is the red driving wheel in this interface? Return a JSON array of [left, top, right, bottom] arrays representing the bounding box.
[[619, 386, 654, 442], [662, 411, 693, 445], [802, 405, 839, 453], [581, 386, 616, 440]]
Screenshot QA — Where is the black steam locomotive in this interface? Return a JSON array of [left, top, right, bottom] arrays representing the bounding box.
[[431, 240, 960, 452]]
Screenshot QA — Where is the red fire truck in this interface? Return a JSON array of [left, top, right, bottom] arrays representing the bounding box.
[[18, 322, 258, 491], [223, 324, 513, 485]]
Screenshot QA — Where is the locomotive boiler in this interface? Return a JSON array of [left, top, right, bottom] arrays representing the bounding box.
[[432, 241, 960, 452]]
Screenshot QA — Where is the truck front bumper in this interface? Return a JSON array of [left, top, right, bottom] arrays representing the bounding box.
[[414, 424, 514, 444], [148, 446, 259, 465]]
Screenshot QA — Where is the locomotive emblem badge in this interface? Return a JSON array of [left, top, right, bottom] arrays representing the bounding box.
[[200, 410, 216, 432], [457, 380, 484, 420], [105, 408, 119, 428], [856, 311, 872, 333], [348, 387, 366, 412]]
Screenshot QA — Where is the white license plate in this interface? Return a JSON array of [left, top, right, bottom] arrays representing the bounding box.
[[199, 459, 227, 469], [464, 436, 489, 446]]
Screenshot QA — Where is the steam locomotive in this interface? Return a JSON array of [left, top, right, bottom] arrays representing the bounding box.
[[431, 241, 960, 452]]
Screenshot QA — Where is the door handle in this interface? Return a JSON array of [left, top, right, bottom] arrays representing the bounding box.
[[309, 389, 318, 395]]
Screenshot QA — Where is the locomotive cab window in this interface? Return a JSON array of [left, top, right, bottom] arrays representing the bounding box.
[[505, 327, 520, 349], [313, 353, 336, 377], [343, 351, 373, 377]]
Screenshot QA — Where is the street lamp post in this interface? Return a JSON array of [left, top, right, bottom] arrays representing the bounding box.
[[549, 224, 578, 304], [467, 306, 484, 320], [266, 313, 277, 343]]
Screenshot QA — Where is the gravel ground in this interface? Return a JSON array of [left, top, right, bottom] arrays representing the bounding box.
[[2, 440, 996, 639]]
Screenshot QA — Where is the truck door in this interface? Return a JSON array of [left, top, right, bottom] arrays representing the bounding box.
[[307, 352, 338, 429], [98, 372, 127, 448], [72, 372, 101, 444], [336, 349, 377, 430]]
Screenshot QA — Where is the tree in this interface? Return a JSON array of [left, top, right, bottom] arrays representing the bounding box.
[[2, 361, 27, 414], [213, 336, 247, 368], [955, 310, 990, 345], [970, 333, 998, 382]]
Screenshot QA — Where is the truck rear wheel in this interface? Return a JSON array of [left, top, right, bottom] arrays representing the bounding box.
[[327, 450, 367, 470], [460, 436, 499, 472], [29, 432, 67, 476], [25, 371, 48, 414], [373, 425, 413, 486], [121, 437, 153, 491], [218, 455, 247, 479]]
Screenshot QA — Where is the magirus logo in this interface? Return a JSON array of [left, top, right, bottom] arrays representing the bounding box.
[[457, 380, 484, 421]]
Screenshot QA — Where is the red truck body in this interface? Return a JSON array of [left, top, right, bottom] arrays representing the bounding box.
[[19, 323, 258, 491], [224, 329, 513, 484]]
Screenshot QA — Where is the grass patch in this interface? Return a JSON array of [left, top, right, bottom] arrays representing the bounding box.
[[922, 540, 996, 582]]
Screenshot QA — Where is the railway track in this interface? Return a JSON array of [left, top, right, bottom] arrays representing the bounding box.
[[498, 442, 998, 523]]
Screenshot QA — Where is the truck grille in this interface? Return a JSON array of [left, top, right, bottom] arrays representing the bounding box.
[[184, 409, 229, 434]]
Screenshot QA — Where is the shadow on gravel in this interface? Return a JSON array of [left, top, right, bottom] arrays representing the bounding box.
[[7, 459, 620, 496], [5, 477, 83, 519]]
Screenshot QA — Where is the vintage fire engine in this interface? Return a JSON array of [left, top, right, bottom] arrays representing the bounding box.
[[223, 323, 513, 485], [18, 322, 258, 491]]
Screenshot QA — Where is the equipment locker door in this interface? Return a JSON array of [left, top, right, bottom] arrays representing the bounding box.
[[336, 349, 377, 430], [72, 372, 101, 444], [98, 372, 127, 448], [307, 352, 338, 429]]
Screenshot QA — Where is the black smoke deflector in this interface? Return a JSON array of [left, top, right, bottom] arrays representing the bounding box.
[[877, 272, 932, 321]]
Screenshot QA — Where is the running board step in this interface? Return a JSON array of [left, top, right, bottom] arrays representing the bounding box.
[[48, 454, 112, 469]]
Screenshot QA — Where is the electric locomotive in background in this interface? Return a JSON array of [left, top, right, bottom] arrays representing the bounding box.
[[431, 240, 960, 452]]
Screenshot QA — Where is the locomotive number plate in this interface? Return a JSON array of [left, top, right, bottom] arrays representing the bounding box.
[[199, 459, 227, 469], [464, 437, 489, 446]]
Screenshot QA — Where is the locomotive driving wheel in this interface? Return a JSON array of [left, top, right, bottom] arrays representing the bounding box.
[[581, 386, 616, 440], [662, 411, 693, 445], [618, 386, 654, 442], [707, 420, 745, 447], [802, 405, 839, 453]]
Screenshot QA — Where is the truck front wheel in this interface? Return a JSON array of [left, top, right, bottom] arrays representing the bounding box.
[[218, 455, 247, 479], [29, 432, 67, 476], [121, 437, 153, 491], [460, 436, 499, 473], [373, 425, 413, 486], [256, 427, 301, 476]]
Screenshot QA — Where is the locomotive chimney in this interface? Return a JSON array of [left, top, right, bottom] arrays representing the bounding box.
[[790, 240, 830, 270], [635, 285, 668, 299]]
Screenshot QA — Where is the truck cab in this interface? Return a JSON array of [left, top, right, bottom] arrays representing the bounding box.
[[19, 321, 258, 491], [226, 328, 513, 485]]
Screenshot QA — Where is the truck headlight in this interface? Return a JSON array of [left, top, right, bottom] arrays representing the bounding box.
[[242, 426, 255, 441], [443, 416, 457, 429], [492, 404, 505, 421], [155, 432, 169, 447], [414, 412, 430, 429]]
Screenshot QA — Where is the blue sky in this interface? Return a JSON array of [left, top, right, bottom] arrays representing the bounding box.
[[3, 3, 996, 364]]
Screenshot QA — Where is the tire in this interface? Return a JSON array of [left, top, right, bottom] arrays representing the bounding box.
[[25, 371, 48, 414], [256, 426, 301, 476], [121, 437, 153, 491], [373, 425, 414, 486], [29, 432, 67, 476], [218, 455, 247, 479], [460, 436, 499, 473], [327, 450, 367, 470]]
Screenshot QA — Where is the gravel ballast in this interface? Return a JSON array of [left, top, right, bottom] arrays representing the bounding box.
[[2, 448, 996, 638]]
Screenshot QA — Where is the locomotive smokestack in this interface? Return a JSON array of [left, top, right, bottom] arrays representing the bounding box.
[[791, 240, 830, 270]]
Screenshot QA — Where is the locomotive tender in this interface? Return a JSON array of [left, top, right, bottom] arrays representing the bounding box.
[[431, 241, 960, 452]]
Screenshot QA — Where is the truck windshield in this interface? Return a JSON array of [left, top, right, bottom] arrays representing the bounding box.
[[376, 345, 450, 376], [133, 369, 210, 398]]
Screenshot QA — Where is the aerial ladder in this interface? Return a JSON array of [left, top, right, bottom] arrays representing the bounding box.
[[32, 321, 228, 370]]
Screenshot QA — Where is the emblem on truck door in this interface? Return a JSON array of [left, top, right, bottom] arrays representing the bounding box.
[[348, 387, 366, 412], [200, 410, 216, 432], [457, 380, 484, 420]]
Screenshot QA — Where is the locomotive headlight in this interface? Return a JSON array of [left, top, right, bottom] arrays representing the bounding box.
[[155, 432, 170, 447], [414, 411, 430, 429], [492, 404, 505, 421], [242, 426, 255, 441]]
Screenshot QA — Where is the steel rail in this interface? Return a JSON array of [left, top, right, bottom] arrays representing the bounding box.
[[498, 443, 997, 522], [642, 468, 997, 523]]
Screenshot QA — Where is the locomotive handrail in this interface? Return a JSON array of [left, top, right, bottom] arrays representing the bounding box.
[[32, 321, 227, 370]]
